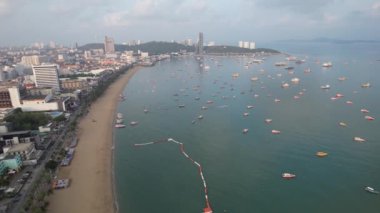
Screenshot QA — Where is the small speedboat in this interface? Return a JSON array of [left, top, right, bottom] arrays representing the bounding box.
[[251, 77, 259, 81], [338, 77, 346, 81], [291, 78, 300, 84], [365, 186, 379, 194], [346, 101, 353, 105], [353, 137, 366, 142], [243, 112, 249, 117], [272, 130, 281, 134], [282, 173, 296, 179], [365, 115, 375, 121], [274, 98, 281, 103], [322, 62, 332, 67], [282, 83, 289, 88], [197, 115, 203, 120], [201, 106, 208, 110], [207, 100, 214, 104], [246, 105, 254, 109], [335, 93, 344, 98], [143, 109, 149, 113], [242, 128, 249, 134]]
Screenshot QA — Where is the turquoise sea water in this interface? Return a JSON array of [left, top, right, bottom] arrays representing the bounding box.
[[115, 43, 380, 213]]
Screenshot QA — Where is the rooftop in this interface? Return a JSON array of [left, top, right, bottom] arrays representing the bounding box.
[[7, 142, 33, 153]]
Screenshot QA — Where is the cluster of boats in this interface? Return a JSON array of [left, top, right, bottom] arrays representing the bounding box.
[[114, 112, 139, 128]]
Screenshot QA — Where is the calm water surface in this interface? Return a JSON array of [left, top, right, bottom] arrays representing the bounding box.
[[115, 43, 380, 213]]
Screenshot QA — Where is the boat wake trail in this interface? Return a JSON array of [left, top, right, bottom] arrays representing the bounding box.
[[133, 138, 213, 213]]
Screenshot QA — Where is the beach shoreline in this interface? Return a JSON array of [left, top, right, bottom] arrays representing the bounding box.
[[48, 66, 140, 213]]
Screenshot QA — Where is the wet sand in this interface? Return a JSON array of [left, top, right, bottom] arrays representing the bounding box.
[[48, 67, 139, 213]]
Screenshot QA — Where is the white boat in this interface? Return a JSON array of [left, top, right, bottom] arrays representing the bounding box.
[[246, 105, 254, 109], [130, 121, 139, 126], [291, 78, 300, 84], [116, 119, 124, 124], [320, 84, 330, 89], [304, 68, 311, 73], [365, 186, 379, 194], [243, 112, 249, 117], [361, 82, 371, 88], [143, 108, 149, 113], [338, 77, 346, 81], [114, 124, 126, 128], [346, 101, 353, 105], [282, 173, 296, 179], [251, 77, 259, 81], [353, 137, 366, 142], [339, 122, 347, 127], [361, 109, 370, 113], [275, 62, 287, 66], [281, 83, 289, 88], [272, 130, 281, 134], [242, 128, 249, 134], [197, 115, 203, 119], [274, 98, 281, 103], [178, 104, 185, 108], [232, 73, 240, 78], [201, 106, 208, 110], [116, 113, 123, 119], [265, 119, 272, 124], [322, 62, 332, 67]]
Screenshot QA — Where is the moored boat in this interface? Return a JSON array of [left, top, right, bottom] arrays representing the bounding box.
[[115, 124, 126, 128], [321, 84, 331, 89], [246, 105, 254, 109], [365, 115, 375, 121], [116, 119, 124, 124], [353, 137, 366, 142], [339, 122, 347, 127], [361, 109, 370, 113], [361, 82, 371, 88], [242, 128, 249, 134], [365, 186, 379, 194], [322, 62, 332, 67], [116, 113, 123, 119], [282, 173, 296, 179], [316, 152, 328, 157], [272, 130, 281, 134]]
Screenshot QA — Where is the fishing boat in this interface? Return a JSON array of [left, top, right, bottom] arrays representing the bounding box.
[[232, 73, 240, 78], [201, 106, 208, 110], [242, 128, 249, 134], [272, 130, 281, 134], [316, 152, 328, 157], [207, 100, 214, 104], [114, 124, 126, 128], [293, 95, 300, 99], [353, 137, 366, 142], [320, 84, 330, 89], [246, 105, 254, 109], [335, 93, 344, 98], [243, 112, 249, 117], [195, 97, 200, 100], [365, 115, 375, 121], [361, 82, 371, 88], [364, 186, 379, 194], [274, 98, 281, 103], [282, 173, 296, 179], [143, 109, 149, 113], [275, 62, 287, 66], [346, 101, 353, 105]]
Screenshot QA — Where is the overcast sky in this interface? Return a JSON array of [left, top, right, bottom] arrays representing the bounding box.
[[1, 0, 380, 46]]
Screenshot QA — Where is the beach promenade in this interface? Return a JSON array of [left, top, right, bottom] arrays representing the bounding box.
[[48, 67, 139, 213]]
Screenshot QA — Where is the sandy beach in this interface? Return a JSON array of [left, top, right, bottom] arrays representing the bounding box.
[[48, 67, 139, 213]]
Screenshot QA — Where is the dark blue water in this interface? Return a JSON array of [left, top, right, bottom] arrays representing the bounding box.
[[115, 43, 380, 213]]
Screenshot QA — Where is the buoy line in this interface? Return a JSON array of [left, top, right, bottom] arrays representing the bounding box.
[[133, 138, 213, 213]]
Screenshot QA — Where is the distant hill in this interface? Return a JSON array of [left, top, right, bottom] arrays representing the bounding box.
[[80, 41, 194, 55], [205, 46, 280, 54], [80, 42, 279, 55]]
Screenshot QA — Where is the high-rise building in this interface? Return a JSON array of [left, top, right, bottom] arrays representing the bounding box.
[[196, 32, 204, 55], [104, 36, 115, 54], [243, 41, 250, 49], [238, 41, 243, 48], [21, 55, 40, 66], [249, 42, 256, 49], [32, 64, 60, 91]]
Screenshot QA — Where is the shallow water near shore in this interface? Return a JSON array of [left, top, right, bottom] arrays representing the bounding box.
[[115, 43, 380, 213]]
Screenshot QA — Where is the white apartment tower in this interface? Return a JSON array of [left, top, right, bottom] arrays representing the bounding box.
[[21, 55, 40, 66], [32, 64, 61, 91]]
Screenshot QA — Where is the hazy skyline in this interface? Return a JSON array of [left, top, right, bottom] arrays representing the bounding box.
[[1, 0, 380, 46]]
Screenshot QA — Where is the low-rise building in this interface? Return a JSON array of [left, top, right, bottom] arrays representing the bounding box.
[[3, 142, 36, 161]]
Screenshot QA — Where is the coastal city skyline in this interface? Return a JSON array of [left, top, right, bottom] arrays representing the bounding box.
[[1, 0, 380, 46]]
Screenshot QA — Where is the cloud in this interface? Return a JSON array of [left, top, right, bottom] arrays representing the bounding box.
[[254, 0, 333, 14], [0, 0, 10, 16]]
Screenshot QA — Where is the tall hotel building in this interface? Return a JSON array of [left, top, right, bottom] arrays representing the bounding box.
[[32, 64, 61, 91], [104, 36, 115, 54], [196, 32, 204, 55]]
